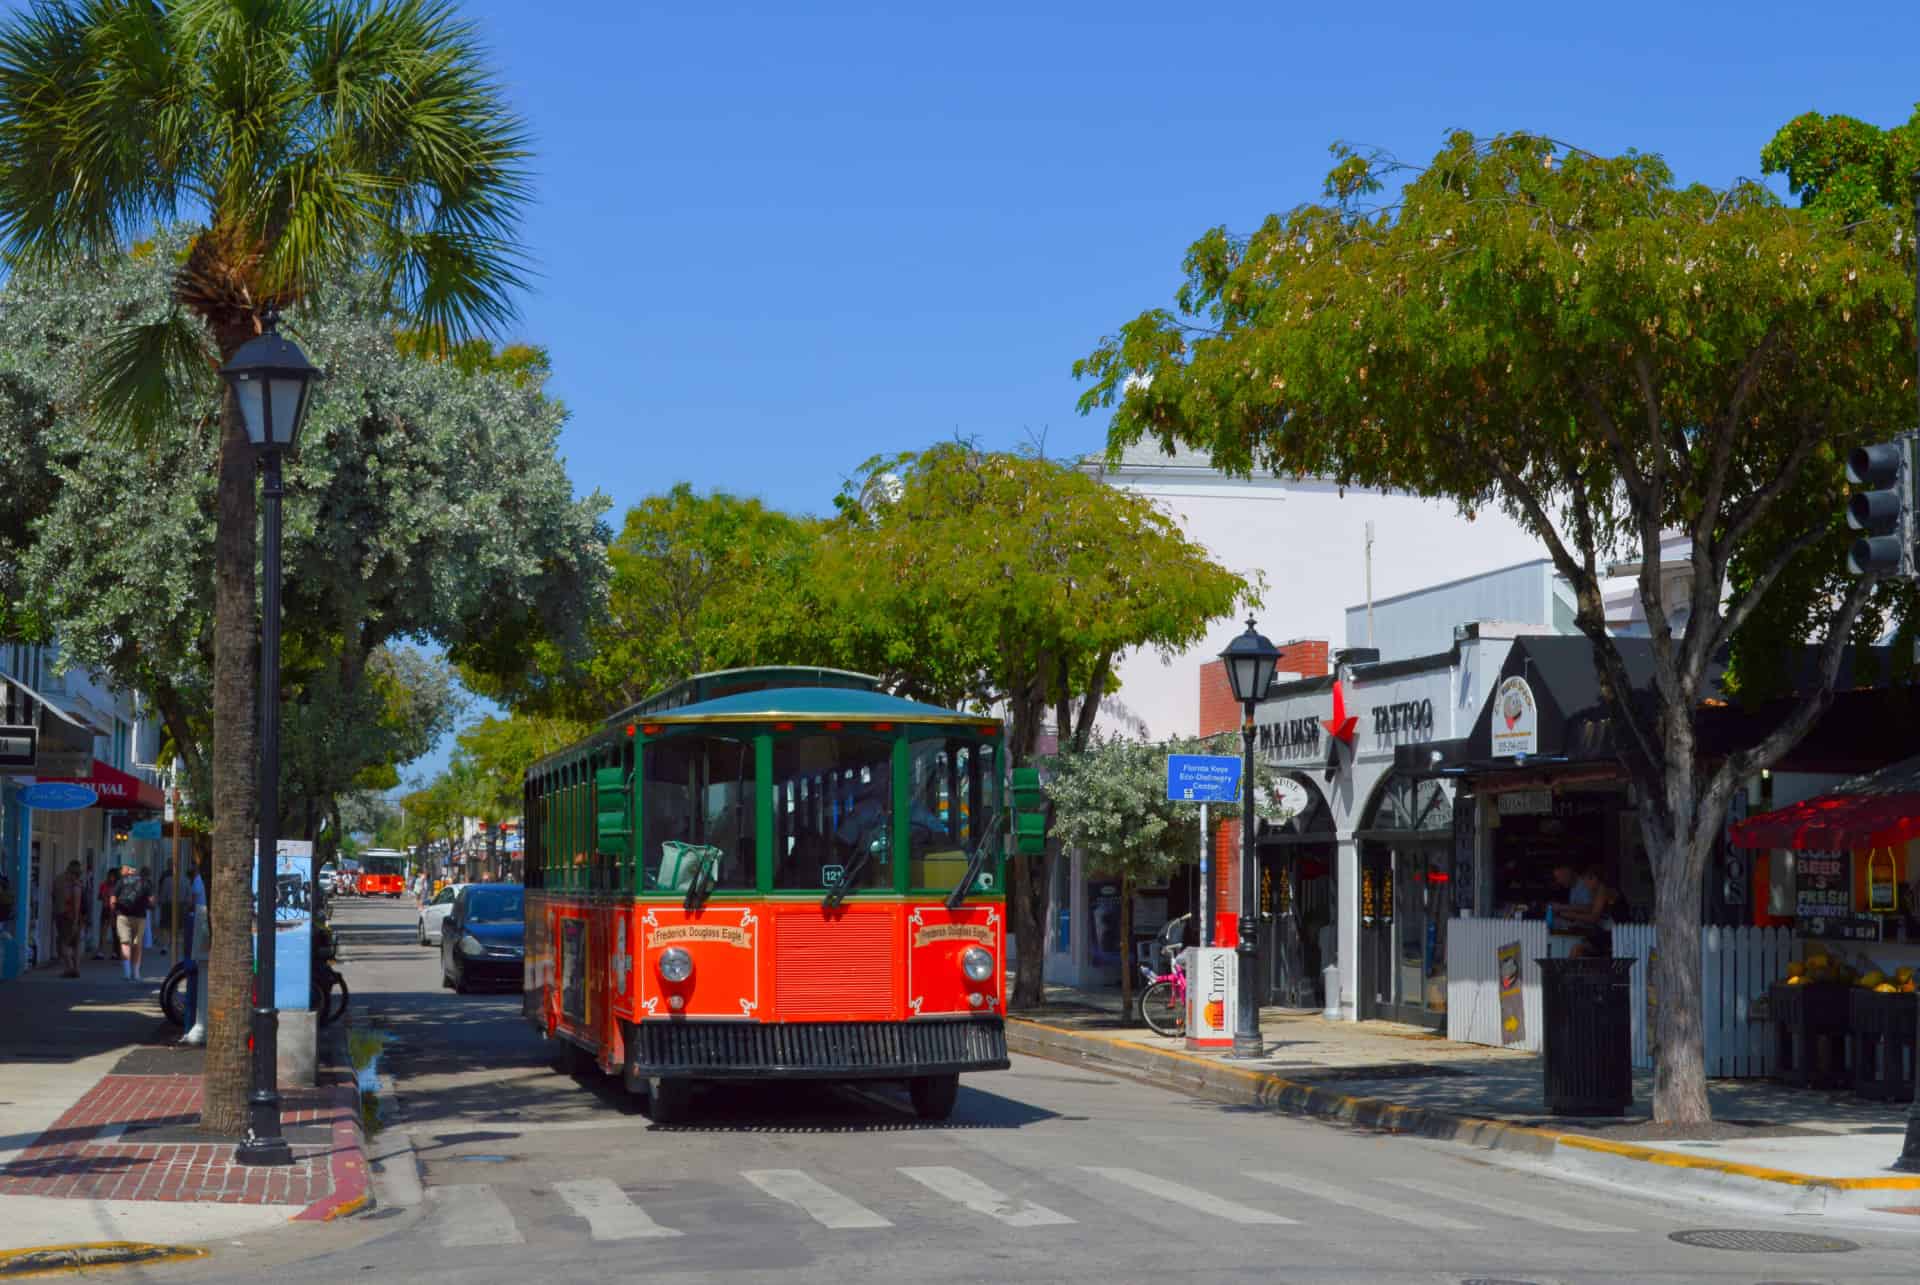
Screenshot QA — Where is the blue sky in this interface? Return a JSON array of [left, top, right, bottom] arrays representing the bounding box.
[[465, 0, 1920, 522], [405, 0, 1919, 786]]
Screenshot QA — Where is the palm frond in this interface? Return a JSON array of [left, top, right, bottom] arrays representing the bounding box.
[[80, 308, 218, 445], [0, 0, 195, 264]]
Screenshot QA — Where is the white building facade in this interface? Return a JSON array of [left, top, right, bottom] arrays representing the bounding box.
[[1077, 442, 1547, 740]]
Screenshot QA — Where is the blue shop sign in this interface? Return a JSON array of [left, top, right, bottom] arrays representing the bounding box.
[[1166, 754, 1242, 803], [19, 781, 98, 811], [130, 819, 164, 840]]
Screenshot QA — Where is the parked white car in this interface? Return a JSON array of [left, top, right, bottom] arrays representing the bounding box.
[[418, 883, 467, 947]]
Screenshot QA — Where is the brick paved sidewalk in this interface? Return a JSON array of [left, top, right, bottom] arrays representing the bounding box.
[[0, 1072, 355, 1208]]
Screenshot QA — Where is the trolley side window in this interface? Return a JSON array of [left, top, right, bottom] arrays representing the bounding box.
[[907, 737, 1000, 892], [641, 735, 757, 892], [770, 732, 893, 892]]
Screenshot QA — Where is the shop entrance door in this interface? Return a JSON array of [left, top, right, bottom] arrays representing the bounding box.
[[1358, 844, 1393, 1020], [1388, 844, 1452, 1029]]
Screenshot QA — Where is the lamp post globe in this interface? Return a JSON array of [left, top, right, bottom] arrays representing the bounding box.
[[1218, 617, 1281, 1057], [220, 309, 318, 1168], [219, 308, 320, 452]]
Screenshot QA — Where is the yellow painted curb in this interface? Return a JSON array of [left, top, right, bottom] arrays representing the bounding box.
[[1553, 1132, 1920, 1190], [1012, 1016, 1920, 1193], [0, 1242, 207, 1278]]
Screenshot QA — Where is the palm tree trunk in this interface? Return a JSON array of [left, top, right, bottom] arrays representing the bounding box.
[[203, 396, 256, 1137]]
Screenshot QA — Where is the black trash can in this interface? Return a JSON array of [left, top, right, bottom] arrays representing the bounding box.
[[1538, 956, 1636, 1116]]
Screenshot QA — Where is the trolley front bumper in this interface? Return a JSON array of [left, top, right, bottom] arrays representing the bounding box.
[[624, 1017, 1009, 1081]]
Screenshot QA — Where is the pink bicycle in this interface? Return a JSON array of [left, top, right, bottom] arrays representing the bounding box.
[[1138, 946, 1189, 1038]]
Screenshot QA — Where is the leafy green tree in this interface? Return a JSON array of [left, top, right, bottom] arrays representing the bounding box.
[[1077, 130, 1916, 1123], [477, 484, 826, 719], [0, 0, 533, 1135], [825, 443, 1252, 1009], [447, 714, 587, 877], [1046, 732, 1276, 1020]]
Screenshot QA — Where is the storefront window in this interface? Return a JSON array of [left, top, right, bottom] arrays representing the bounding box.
[[770, 733, 893, 892]]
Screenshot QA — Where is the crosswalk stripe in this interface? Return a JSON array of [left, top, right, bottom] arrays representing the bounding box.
[[1381, 1177, 1634, 1233], [899, 1166, 1075, 1227], [553, 1177, 682, 1240], [743, 1169, 892, 1228], [427, 1184, 525, 1246], [1080, 1167, 1296, 1225], [1244, 1170, 1477, 1230]]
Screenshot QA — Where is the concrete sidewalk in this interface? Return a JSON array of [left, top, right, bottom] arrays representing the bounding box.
[[0, 954, 371, 1255], [1011, 981, 1920, 1216]]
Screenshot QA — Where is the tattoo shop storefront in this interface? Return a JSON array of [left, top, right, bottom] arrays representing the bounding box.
[[1248, 626, 1515, 1027]]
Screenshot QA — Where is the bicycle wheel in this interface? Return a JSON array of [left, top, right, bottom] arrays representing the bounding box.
[[314, 969, 350, 1026], [1139, 980, 1185, 1038], [160, 963, 190, 1027]]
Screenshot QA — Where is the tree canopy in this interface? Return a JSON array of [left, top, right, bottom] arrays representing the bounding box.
[[1076, 127, 1918, 1122]]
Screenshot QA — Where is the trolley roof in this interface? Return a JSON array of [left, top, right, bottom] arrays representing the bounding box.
[[634, 685, 998, 728], [608, 666, 881, 723]]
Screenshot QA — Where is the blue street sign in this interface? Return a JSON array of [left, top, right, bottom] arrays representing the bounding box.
[[1166, 754, 1242, 803]]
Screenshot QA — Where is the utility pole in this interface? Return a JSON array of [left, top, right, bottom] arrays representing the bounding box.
[[1364, 521, 1376, 648]]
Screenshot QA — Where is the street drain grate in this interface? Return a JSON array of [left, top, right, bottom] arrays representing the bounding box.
[[1459, 1278, 1543, 1285], [1669, 1229, 1859, 1254]]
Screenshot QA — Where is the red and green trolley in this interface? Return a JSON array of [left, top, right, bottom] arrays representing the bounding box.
[[522, 667, 1010, 1122]]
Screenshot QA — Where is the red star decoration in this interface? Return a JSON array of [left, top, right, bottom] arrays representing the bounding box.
[[1322, 679, 1358, 746]]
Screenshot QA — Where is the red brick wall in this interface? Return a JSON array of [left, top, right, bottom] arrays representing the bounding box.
[[1197, 639, 1331, 737]]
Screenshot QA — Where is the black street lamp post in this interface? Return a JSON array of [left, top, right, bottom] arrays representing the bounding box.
[[1219, 617, 1282, 1059], [222, 309, 320, 1169]]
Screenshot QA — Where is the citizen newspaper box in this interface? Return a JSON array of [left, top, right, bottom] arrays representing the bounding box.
[[1186, 946, 1238, 1049]]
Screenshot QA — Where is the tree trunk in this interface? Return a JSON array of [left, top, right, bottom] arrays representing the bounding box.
[[1645, 733, 1715, 1126], [1009, 846, 1052, 1011], [1120, 870, 1134, 1023], [202, 395, 257, 1138]]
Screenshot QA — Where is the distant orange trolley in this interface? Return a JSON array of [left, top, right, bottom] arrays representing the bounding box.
[[522, 667, 1010, 1122], [357, 850, 409, 898]]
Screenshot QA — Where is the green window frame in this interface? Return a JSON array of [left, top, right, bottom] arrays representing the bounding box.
[[904, 732, 1003, 895]]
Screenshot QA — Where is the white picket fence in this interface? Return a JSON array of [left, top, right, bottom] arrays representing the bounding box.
[[1446, 918, 1798, 1077]]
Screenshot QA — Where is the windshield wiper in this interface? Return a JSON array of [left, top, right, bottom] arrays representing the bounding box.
[[945, 810, 1006, 911], [683, 849, 719, 912], [822, 843, 875, 911]]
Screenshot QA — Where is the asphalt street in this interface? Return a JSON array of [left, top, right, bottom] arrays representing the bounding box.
[[169, 897, 1920, 1284]]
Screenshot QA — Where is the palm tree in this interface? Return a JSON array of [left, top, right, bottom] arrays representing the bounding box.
[[0, 0, 529, 1135]]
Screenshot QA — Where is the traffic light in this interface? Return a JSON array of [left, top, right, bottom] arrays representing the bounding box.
[[1010, 766, 1047, 857], [1846, 434, 1918, 579]]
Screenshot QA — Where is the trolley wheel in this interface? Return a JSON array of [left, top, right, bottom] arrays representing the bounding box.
[[908, 1073, 959, 1121], [646, 1077, 693, 1124], [1139, 981, 1186, 1038]]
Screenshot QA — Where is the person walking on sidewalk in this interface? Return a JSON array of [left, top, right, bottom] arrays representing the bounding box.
[[179, 862, 211, 1045], [110, 863, 154, 982], [51, 860, 85, 977], [93, 867, 116, 960]]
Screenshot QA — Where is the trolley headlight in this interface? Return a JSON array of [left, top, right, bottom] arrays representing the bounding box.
[[960, 946, 994, 984], [658, 947, 694, 983], [458, 933, 485, 958]]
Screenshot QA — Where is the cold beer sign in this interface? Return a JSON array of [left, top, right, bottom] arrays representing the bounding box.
[[1185, 946, 1238, 1049]]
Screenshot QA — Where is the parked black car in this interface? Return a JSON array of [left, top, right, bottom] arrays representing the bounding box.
[[440, 883, 525, 994]]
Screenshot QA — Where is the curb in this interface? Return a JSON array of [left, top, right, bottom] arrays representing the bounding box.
[[0, 1243, 207, 1278], [1007, 1016, 1920, 1209], [290, 1082, 371, 1222]]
